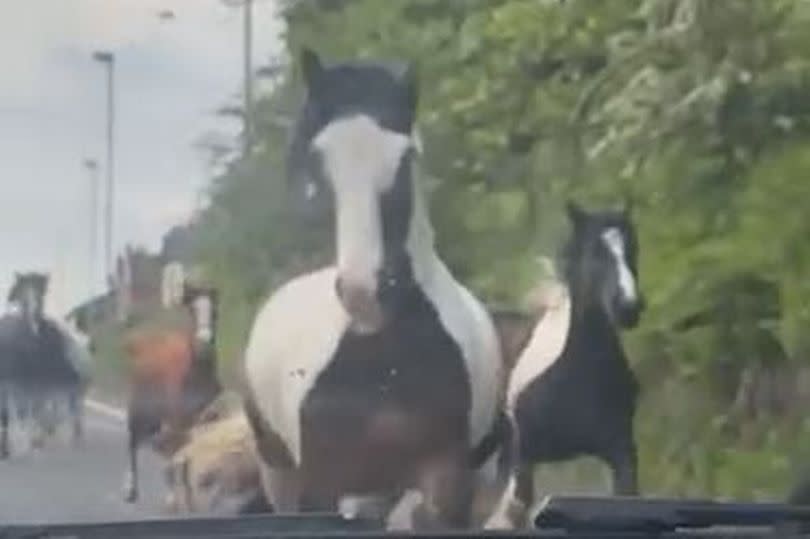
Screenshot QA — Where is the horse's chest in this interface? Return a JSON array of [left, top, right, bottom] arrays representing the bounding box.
[[300, 315, 471, 463]]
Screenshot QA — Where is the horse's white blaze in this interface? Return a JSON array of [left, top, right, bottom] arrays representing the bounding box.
[[244, 268, 350, 465], [507, 282, 571, 410], [602, 228, 636, 303], [313, 115, 411, 297], [191, 295, 213, 343]]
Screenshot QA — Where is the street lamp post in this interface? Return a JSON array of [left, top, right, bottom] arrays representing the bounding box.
[[93, 50, 115, 288], [242, 0, 254, 154], [222, 0, 254, 154], [82, 158, 100, 296]]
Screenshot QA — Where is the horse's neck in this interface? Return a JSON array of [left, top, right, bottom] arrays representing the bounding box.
[[567, 289, 622, 363], [404, 182, 443, 289], [184, 344, 222, 408]]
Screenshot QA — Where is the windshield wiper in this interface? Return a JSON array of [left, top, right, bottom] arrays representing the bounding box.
[[533, 496, 810, 533]]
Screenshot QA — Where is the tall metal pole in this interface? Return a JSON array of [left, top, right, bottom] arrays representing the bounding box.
[[93, 51, 115, 286], [105, 58, 115, 287], [83, 159, 99, 296], [243, 0, 253, 154]]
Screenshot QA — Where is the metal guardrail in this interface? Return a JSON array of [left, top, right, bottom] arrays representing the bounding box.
[[3, 498, 810, 539]]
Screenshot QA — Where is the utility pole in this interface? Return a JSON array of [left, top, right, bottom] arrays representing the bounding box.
[[242, 0, 254, 154], [93, 50, 115, 286], [82, 158, 100, 296]]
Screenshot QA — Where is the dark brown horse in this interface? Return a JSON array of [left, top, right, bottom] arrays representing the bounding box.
[[123, 283, 222, 503]]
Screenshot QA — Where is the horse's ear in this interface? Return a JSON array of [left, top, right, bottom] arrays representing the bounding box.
[[566, 199, 586, 225], [300, 47, 324, 89]]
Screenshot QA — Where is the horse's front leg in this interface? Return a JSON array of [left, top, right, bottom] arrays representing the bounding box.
[[412, 448, 473, 530], [258, 464, 301, 514], [606, 438, 638, 496]]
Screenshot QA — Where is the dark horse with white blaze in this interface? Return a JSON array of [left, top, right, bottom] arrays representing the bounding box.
[[489, 201, 644, 527], [0, 272, 88, 458], [242, 49, 506, 529], [123, 282, 223, 503]]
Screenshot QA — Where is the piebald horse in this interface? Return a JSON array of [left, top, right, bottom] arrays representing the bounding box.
[[488, 201, 644, 528], [242, 49, 505, 529]]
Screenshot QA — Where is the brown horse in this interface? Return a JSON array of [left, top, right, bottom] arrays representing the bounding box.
[[164, 406, 271, 515], [123, 283, 222, 503]]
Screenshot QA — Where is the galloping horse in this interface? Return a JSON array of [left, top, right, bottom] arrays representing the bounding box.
[[242, 49, 505, 529], [490, 201, 644, 527], [123, 279, 223, 502], [0, 272, 88, 458]]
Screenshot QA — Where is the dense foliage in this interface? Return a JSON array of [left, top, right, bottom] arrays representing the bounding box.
[[187, 0, 810, 499]]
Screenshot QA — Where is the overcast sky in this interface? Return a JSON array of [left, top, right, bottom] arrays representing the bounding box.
[[0, 0, 284, 314]]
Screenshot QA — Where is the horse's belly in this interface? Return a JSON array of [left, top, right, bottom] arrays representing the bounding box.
[[300, 396, 467, 495]]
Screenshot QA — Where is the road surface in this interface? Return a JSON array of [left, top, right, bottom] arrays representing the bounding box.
[[0, 400, 166, 524]]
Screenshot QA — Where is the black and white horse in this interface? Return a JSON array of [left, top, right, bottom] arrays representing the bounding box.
[[242, 49, 506, 529], [489, 201, 644, 527], [0, 272, 88, 457]]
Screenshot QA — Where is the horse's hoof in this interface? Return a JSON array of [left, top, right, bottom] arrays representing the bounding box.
[[0, 447, 9, 460]]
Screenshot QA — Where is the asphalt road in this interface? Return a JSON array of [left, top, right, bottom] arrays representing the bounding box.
[[0, 401, 166, 524]]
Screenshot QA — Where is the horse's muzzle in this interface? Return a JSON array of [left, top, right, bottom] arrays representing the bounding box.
[[335, 278, 386, 335], [617, 294, 645, 329]]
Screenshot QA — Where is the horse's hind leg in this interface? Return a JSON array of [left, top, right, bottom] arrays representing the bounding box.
[[124, 397, 153, 503], [123, 413, 140, 503], [69, 387, 84, 443], [0, 386, 10, 459], [29, 392, 48, 449], [487, 462, 534, 529]]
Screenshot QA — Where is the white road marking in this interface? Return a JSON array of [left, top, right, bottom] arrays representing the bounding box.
[[85, 399, 126, 422]]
